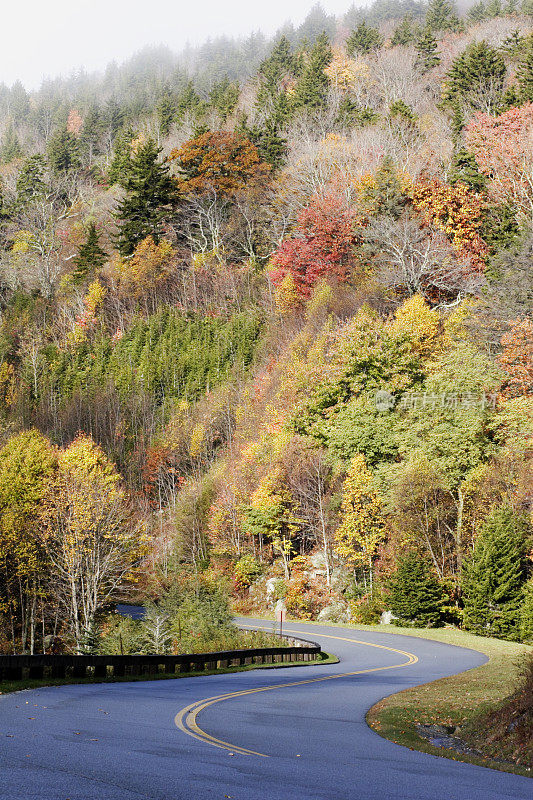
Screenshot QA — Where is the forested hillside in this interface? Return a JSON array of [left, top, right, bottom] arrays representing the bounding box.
[[0, 0, 532, 655]]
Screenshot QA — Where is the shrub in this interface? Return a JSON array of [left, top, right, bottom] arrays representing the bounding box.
[[233, 554, 263, 594], [386, 552, 446, 627], [349, 593, 384, 624]]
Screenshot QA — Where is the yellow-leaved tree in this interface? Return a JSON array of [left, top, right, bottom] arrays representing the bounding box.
[[334, 454, 385, 596], [243, 470, 301, 579], [388, 294, 442, 360], [42, 435, 145, 652], [0, 429, 57, 653]]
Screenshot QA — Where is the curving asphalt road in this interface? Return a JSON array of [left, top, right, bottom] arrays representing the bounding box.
[[0, 617, 531, 800]]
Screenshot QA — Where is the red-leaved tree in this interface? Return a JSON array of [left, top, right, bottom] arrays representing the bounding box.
[[269, 193, 360, 297]]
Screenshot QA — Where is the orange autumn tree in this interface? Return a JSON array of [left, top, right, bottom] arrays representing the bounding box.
[[170, 131, 270, 197], [464, 103, 533, 217], [410, 178, 488, 271]]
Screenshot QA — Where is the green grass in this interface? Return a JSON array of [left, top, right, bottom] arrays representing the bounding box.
[[0, 651, 337, 696]]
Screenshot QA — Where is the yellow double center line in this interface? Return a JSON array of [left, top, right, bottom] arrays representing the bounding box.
[[174, 627, 418, 757]]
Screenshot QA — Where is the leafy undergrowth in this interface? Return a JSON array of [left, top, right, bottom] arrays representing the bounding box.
[[462, 653, 533, 770], [0, 651, 336, 696]]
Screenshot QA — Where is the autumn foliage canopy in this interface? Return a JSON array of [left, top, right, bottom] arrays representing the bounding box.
[[269, 193, 360, 296]]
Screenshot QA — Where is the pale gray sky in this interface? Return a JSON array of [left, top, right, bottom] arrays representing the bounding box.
[[2, 0, 359, 89]]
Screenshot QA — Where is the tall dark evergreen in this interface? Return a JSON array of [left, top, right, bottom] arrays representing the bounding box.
[[516, 33, 533, 102], [80, 106, 103, 164], [73, 222, 107, 283], [390, 16, 415, 46], [47, 126, 80, 174], [107, 127, 135, 185], [415, 28, 440, 72], [462, 506, 527, 640], [346, 21, 384, 55], [425, 0, 460, 31], [243, 118, 288, 170], [209, 78, 239, 122], [16, 155, 47, 207], [387, 552, 445, 627], [443, 40, 506, 112], [256, 36, 297, 107], [367, 156, 406, 218], [467, 1, 487, 21], [156, 86, 176, 137], [293, 33, 332, 111], [449, 147, 486, 192], [115, 138, 179, 256], [520, 578, 533, 643], [0, 123, 23, 163]]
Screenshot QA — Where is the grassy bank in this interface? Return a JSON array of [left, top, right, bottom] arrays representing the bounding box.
[[0, 651, 337, 696]]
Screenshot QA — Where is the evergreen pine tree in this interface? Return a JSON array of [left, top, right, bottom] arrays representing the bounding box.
[[177, 81, 202, 116], [9, 81, 30, 123], [245, 118, 288, 170], [390, 16, 415, 46], [104, 99, 124, 141], [16, 154, 47, 206], [425, 0, 460, 31], [107, 127, 135, 185], [0, 123, 23, 163], [389, 99, 417, 124], [346, 21, 384, 55], [258, 35, 296, 103], [115, 138, 179, 256], [366, 155, 406, 218], [516, 33, 533, 101], [519, 578, 533, 643], [336, 97, 379, 128], [73, 222, 107, 283], [156, 85, 176, 137], [415, 28, 441, 72], [462, 506, 527, 640], [209, 78, 239, 122], [467, 1, 488, 20], [443, 40, 506, 112], [47, 126, 80, 174], [481, 202, 519, 250], [449, 147, 486, 191], [387, 552, 446, 627], [450, 99, 465, 138], [486, 0, 503, 15], [80, 105, 103, 164], [293, 33, 332, 110]]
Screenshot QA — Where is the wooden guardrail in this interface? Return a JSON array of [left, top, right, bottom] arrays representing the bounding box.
[[0, 634, 321, 682]]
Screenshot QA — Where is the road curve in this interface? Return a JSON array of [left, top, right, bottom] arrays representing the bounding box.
[[0, 618, 530, 800]]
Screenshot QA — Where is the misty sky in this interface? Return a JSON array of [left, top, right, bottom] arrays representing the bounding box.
[[2, 0, 360, 89]]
